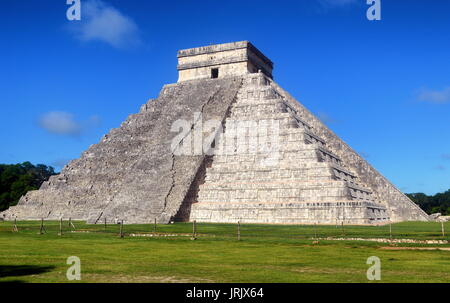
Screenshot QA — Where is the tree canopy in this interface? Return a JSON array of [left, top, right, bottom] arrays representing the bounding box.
[[0, 162, 57, 211], [406, 190, 450, 215]]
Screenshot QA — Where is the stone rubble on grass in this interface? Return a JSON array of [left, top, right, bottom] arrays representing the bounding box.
[[320, 237, 447, 244]]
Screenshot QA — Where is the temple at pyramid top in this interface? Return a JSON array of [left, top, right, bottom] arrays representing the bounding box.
[[177, 41, 274, 82]]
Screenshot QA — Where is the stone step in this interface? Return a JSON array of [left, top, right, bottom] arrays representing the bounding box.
[[196, 194, 376, 204], [225, 110, 314, 135], [230, 99, 308, 122], [209, 150, 318, 164], [189, 200, 389, 225], [197, 193, 353, 204], [207, 160, 330, 172], [206, 168, 333, 180], [204, 171, 362, 184], [206, 174, 334, 184], [210, 143, 344, 161], [233, 98, 283, 106], [198, 182, 350, 200], [202, 177, 372, 200], [224, 112, 292, 123], [206, 160, 352, 173], [212, 141, 321, 156], [198, 182, 374, 201], [199, 179, 349, 191], [233, 96, 283, 106], [230, 101, 286, 117], [216, 126, 326, 146], [236, 87, 281, 99], [192, 200, 380, 208]]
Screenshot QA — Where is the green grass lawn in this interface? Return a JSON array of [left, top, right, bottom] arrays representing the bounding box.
[[0, 221, 449, 283]]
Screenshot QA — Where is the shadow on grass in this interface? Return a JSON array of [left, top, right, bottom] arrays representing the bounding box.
[[0, 265, 55, 281]]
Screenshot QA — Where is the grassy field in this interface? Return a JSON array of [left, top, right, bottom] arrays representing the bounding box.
[[0, 220, 449, 283]]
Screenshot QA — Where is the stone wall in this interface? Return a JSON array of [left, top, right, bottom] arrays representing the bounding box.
[[192, 201, 388, 225], [1, 77, 243, 223], [269, 80, 429, 222], [190, 73, 392, 225], [178, 61, 249, 82], [177, 41, 273, 82]]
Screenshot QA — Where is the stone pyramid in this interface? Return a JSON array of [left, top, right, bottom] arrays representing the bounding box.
[[2, 41, 429, 224]]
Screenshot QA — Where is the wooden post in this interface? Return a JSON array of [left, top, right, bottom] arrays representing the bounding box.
[[442, 221, 445, 237], [389, 223, 392, 239], [194, 220, 197, 238], [341, 221, 345, 236], [119, 220, 124, 238], [12, 217, 18, 232], [69, 218, 76, 230], [154, 218, 157, 233], [59, 218, 63, 236], [192, 220, 197, 240], [39, 218, 46, 234], [312, 222, 320, 244], [237, 221, 241, 241], [314, 223, 318, 240], [104, 217, 107, 230]]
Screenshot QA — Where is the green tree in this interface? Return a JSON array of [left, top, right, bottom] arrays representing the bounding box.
[[0, 162, 57, 211], [406, 189, 450, 216]]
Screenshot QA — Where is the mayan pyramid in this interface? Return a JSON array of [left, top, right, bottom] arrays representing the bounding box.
[[2, 41, 429, 224]]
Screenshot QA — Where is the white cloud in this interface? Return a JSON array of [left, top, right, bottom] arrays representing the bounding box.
[[38, 111, 100, 136], [417, 86, 450, 104], [38, 111, 81, 135], [70, 0, 141, 49]]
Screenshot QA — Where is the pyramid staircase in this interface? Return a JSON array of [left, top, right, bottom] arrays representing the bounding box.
[[189, 73, 389, 224]]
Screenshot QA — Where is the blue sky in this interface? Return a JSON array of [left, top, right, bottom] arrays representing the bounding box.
[[0, 0, 449, 195]]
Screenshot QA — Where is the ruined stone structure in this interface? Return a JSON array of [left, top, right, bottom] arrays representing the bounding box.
[[1, 41, 429, 224], [177, 41, 273, 82]]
